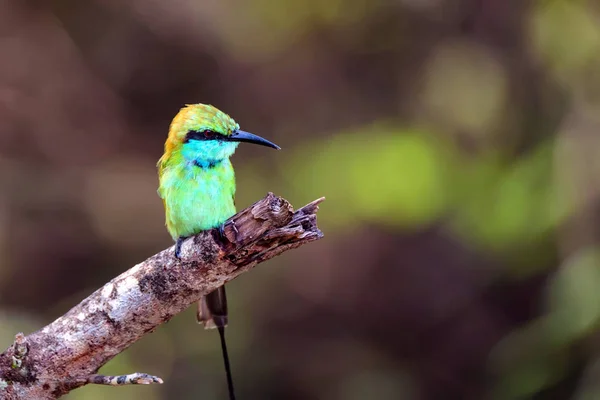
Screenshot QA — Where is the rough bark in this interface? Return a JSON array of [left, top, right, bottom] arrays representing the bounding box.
[[0, 194, 324, 399]]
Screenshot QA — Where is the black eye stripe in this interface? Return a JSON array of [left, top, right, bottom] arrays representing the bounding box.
[[184, 129, 225, 142]]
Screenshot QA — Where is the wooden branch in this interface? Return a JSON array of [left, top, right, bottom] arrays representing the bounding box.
[[0, 194, 324, 399]]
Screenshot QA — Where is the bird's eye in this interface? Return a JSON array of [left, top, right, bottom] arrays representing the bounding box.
[[203, 130, 216, 139]]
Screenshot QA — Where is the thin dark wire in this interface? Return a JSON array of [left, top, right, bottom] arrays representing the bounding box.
[[217, 326, 236, 400]]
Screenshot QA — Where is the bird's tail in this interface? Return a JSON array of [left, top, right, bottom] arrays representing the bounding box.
[[198, 286, 236, 400], [197, 286, 228, 329]]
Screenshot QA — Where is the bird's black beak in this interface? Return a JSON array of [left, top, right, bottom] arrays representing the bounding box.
[[227, 130, 281, 150]]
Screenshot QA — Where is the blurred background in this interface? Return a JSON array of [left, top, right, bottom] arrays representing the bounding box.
[[1, 0, 600, 399]]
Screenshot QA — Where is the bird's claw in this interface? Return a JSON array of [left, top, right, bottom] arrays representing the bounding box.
[[174, 237, 185, 259], [217, 223, 227, 242]]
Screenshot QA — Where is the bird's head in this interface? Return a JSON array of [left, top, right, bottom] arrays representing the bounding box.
[[163, 104, 279, 165]]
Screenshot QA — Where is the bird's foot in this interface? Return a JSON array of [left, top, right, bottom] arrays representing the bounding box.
[[217, 221, 239, 242], [218, 223, 227, 242], [174, 237, 185, 259], [216, 222, 239, 244], [231, 221, 239, 239]]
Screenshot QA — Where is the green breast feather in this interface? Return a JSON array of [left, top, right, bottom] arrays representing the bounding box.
[[159, 159, 236, 239]]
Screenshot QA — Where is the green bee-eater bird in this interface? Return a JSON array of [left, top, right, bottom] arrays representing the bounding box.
[[157, 103, 280, 399]]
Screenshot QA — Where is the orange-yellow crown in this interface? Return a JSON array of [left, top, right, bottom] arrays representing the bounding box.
[[164, 104, 239, 154]]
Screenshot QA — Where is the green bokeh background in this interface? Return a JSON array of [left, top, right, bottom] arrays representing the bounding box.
[[1, 0, 600, 399]]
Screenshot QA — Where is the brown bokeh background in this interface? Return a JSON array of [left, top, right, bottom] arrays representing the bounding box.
[[2, 1, 600, 399]]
